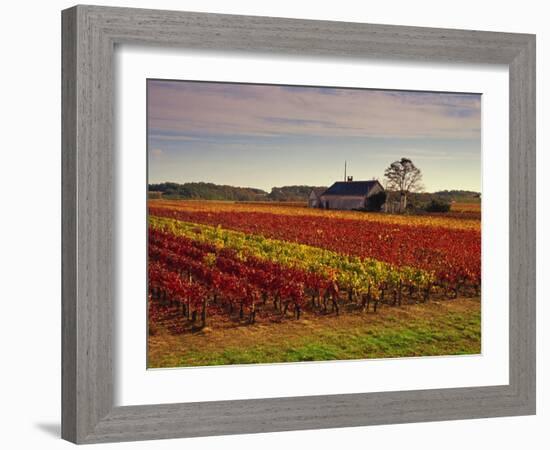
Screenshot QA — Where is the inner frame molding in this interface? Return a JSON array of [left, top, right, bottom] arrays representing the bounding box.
[[61, 5, 535, 444]]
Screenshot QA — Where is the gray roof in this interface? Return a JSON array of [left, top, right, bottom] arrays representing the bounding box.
[[322, 180, 380, 196]]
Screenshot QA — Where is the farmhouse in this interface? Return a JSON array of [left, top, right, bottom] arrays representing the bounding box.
[[307, 187, 327, 208], [314, 179, 385, 211]]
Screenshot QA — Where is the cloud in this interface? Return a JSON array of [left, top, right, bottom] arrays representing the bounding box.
[[147, 80, 481, 141], [148, 134, 202, 142], [150, 148, 164, 157]]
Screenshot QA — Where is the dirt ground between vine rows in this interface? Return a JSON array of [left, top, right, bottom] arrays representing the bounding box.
[[147, 297, 481, 368]]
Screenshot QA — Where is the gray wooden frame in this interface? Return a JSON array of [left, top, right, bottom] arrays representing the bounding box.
[[62, 4, 536, 444]]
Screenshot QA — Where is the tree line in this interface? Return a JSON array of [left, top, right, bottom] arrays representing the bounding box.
[[148, 182, 326, 202]]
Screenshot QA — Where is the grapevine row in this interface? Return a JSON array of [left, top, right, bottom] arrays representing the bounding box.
[[149, 229, 331, 324], [150, 216, 440, 300], [149, 207, 480, 292], [150, 199, 480, 231], [148, 223, 451, 331]]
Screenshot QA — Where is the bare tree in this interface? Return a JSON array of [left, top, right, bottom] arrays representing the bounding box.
[[384, 158, 424, 212]]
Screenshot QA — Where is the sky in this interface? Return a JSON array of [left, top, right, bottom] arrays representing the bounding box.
[[147, 79, 481, 193]]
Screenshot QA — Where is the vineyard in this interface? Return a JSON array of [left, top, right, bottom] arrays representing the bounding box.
[[147, 200, 481, 366]]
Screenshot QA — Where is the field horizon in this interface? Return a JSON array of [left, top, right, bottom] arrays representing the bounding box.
[[148, 180, 481, 204]]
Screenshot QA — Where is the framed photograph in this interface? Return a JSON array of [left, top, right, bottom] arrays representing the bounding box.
[[62, 5, 536, 444]]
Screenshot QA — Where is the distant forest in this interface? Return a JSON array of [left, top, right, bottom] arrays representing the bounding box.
[[406, 190, 481, 204], [148, 182, 328, 202], [148, 182, 480, 203]]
